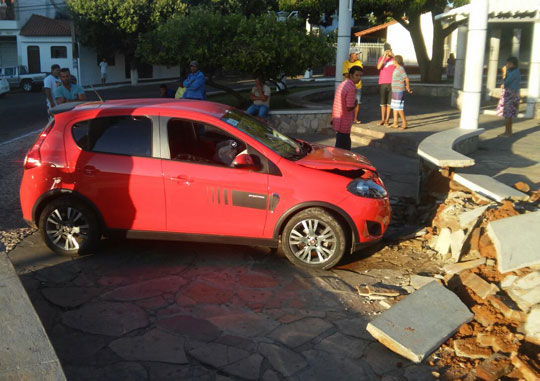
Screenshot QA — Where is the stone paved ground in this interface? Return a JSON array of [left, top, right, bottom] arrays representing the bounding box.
[[10, 232, 443, 381]]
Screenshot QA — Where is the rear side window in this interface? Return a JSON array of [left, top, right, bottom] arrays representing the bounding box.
[[72, 116, 152, 157]]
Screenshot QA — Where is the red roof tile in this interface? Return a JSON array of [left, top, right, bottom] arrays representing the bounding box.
[[354, 20, 397, 37], [20, 14, 71, 37]]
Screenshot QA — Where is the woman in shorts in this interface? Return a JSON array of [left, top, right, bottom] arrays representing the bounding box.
[[390, 55, 412, 129]]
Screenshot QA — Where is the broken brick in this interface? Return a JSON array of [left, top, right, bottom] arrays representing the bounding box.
[[475, 353, 512, 381], [510, 353, 540, 381], [444, 258, 487, 275], [487, 296, 526, 322], [471, 305, 499, 327], [459, 272, 499, 300], [453, 338, 492, 359]]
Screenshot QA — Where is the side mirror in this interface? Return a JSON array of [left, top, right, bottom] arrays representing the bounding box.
[[232, 154, 262, 171]]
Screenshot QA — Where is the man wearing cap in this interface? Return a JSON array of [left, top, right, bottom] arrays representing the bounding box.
[[183, 60, 206, 100], [342, 48, 364, 124], [377, 43, 395, 126]]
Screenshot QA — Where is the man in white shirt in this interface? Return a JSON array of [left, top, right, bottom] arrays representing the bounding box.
[[99, 58, 108, 85], [44, 64, 61, 111]]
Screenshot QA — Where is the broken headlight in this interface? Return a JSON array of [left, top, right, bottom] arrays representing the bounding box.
[[347, 179, 387, 199]]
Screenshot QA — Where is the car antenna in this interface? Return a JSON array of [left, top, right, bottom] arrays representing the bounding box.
[[89, 84, 104, 102]]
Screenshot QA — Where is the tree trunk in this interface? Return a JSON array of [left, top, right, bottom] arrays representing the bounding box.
[[406, 15, 431, 82], [129, 59, 139, 86], [206, 75, 248, 108], [426, 18, 446, 83]]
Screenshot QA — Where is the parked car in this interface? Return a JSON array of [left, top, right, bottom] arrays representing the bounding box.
[[19, 99, 391, 269], [0, 65, 45, 92], [0, 77, 9, 97]]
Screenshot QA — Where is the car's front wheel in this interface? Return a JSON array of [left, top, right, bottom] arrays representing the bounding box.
[[39, 198, 101, 256], [282, 208, 346, 270]]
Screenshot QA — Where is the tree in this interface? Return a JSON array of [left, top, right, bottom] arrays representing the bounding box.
[[139, 8, 334, 106], [355, 0, 469, 83], [280, 0, 469, 83], [67, 0, 187, 84], [279, 0, 337, 26]]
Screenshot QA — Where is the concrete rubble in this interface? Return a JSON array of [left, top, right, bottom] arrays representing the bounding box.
[[363, 179, 540, 379]]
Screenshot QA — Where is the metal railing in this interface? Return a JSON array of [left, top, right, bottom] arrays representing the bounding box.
[[353, 43, 385, 65]]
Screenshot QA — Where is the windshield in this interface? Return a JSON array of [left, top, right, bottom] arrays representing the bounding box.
[[221, 110, 307, 160]]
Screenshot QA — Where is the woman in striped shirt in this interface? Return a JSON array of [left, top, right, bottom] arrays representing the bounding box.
[[390, 55, 412, 129]]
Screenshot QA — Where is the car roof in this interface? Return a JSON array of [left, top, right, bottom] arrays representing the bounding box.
[[51, 99, 231, 119]]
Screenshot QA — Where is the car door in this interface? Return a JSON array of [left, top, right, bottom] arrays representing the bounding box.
[[160, 116, 269, 237], [67, 114, 166, 231]]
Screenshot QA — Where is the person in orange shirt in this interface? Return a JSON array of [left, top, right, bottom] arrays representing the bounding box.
[[342, 48, 364, 124]]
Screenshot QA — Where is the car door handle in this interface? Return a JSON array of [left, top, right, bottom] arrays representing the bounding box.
[[170, 175, 194, 185], [82, 165, 98, 176]]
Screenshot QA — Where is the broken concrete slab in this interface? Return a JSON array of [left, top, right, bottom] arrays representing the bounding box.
[[409, 275, 437, 290], [514, 271, 540, 290], [453, 173, 529, 202], [357, 284, 403, 298], [524, 306, 540, 344], [366, 281, 473, 363], [506, 286, 540, 312], [486, 211, 540, 273], [459, 272, 499, 300], [434, 228, 451, 255], [459, 205, 490, 231], [443, 258, 486, 275], [450, 230, 466, 262]]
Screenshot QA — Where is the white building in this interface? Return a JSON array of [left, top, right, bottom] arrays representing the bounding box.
[[0, 0, 180, 87]]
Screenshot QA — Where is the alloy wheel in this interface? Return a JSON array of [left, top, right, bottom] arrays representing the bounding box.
[[45, 207, 90, 251], [288, 218, 337, 264]]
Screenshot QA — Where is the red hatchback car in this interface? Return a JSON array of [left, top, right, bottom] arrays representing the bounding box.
[[20, 99, 390, 269]]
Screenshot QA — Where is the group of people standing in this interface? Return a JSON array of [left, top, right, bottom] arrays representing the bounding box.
[[332, 43, 412, 150], [44, 64, 86, 114]]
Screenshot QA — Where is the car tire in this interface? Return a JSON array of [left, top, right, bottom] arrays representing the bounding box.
[[281, 207, 346, 270], [21, 80, 32, 92], [39, 198, 101, 256]]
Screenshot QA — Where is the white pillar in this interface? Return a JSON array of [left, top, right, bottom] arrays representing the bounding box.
[[486, 28, 501, 101], [512, 28, 521, 58], [452, 26, 468, 108], [526, 16, 540, 118], [459, 0, 489, 130], [335, 0, 352, 89]]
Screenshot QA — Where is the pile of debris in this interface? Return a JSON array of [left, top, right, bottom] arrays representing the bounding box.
[[360, 180, 540, 380]]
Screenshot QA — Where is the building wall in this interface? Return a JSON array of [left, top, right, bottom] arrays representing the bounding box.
[[0, 37, 17, 66], [17, 35, 72, 73], [78, 45, 180, 86], [386, 12, 434, 66]]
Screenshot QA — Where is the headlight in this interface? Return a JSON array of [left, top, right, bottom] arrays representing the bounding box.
[[347, 179, 387, 199]]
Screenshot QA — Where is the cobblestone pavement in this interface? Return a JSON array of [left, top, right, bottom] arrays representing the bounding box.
[[9, 232, 441, 381]]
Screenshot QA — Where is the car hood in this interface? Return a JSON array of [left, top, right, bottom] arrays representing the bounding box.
[[295, 143, 377, 172]]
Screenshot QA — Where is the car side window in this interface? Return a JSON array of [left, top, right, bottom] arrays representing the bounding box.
[[167, 118, 247, 167], [5, 68, 14, 76], [72, 116, 152, 157]]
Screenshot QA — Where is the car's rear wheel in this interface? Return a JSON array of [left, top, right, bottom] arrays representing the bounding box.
[[39, 198, 101, 256], [21, 80, 32, 92], [282, 208, 346, 270]]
